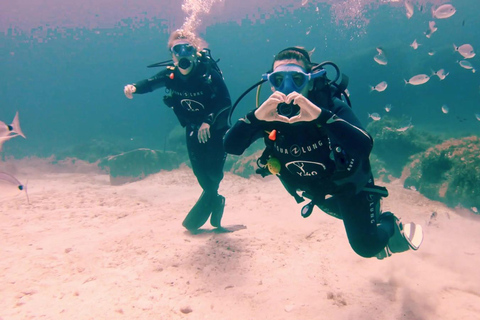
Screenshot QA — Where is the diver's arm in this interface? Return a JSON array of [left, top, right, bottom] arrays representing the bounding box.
[[203, 70, 232, 130], [131, 69, 169, 94], [224, 111, 264, 155], [317, 99, 373, 159]]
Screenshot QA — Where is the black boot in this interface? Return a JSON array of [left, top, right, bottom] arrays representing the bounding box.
[[210, 195, 225, 228], [376, 212, 424, 259], [182, 191, 215, 231]]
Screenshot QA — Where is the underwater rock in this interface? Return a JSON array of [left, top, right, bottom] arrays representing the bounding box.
[[228, 150, 263, 179], [402, 136, 480, 212], [102, 148, 181, 185], [367, 115, 442, 178], [55, 139, 126, 163]]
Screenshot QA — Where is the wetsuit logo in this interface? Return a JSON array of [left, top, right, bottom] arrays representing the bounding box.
[[181, 99, 205, 112], [286, 161, 326, 177], [276, 140, 325, 157], [290, 144, 302, 157]]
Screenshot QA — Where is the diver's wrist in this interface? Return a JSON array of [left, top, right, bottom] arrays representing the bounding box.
[[316, 109, 334, 125], [248, 110, 262, 124]]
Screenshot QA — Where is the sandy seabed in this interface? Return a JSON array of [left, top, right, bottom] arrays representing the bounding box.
[[1, 158, 480, 320]]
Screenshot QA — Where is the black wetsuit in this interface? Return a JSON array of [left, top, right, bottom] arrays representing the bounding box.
[[133, 61, 231, 197], [224, 96, 394, 258]]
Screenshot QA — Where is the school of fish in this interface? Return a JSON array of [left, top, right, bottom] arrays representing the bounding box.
[[370, 3, 479, 124]]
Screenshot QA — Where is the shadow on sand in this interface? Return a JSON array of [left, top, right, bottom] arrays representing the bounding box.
[[185, 224, 247, 236]]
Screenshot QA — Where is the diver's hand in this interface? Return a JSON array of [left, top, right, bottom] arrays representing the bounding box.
[[254, 91, 290, 123], [286, 92, 322, 123], [197, 122, 211, 143], [124, 84, 136, 99]]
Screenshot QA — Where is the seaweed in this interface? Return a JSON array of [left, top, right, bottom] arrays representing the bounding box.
[[403, 136, 480, 212]]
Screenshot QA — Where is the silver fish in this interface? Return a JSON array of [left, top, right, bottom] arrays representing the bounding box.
[[432, 4, 456, 19], [410, 39, 420, 50], [0, 112, 26, 139], [425, 21, 437, 38], [370, 81, 388, 92], [384, 104, 393, 112], [404, 74, 430, 85], [368, 113, 381, 121], [458, 60, 476, 73], [432, 68, 449, 80], [441, 105, 449, 114], [405, 1, 414, 19], [0, 134, 19, 152], [396, 123, 413, 132], [475, 113, 480, 121], [0, 121, 11, 137], [373, 47, 388, 65], [396, 117, 413, 132], [454, 43, 475, 59], [0, 171, 29, 204]]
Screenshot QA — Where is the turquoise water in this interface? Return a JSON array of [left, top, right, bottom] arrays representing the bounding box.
[[1, 0, 479, 160]]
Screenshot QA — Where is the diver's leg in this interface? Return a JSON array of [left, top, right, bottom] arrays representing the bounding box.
[[182, 132, 217, 231], [376, 211, 424, 259], [337, 185, 423, 259], [337, 190, 391, 258], [182, 191, 217, 231], [203, 131, 227, 228]]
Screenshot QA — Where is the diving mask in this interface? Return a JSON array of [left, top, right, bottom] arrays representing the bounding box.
[[262, 64, 326, 95], [171, 42, 196, 57], [171, 41, 196, 70]]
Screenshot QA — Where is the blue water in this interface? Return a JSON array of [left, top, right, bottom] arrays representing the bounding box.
[[1, 0, 479, 160]]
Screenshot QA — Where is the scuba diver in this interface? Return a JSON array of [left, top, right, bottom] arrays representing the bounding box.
[[223, 47, 423, 259], [123, 29, 232, 232]]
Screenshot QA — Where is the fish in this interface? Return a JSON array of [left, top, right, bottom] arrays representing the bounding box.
[[428, 49, 436, 56], [432, 68, 449, 80], [441, 105, 449, 114], [404, 74, 430, 85], [0, 171, 30, 204], [369, 81, 388, 92], [396, 121, 413, 132], [373, 47, 388, 65], [410, 39, 420, 50], [432, 4, 456, 19], [425, 21, 437, 38], [453, 43, 475, 59], [368, 113, 381, 121], [0, 112, 26, 139], [405, 1, 414, 19], [0, 134, 19, 152], [384, 104, 393, 112], [475, 113, 480, 121], [458, 60, 476, 73], [0, 120, 11, 137], [395, 123, 413, 132]]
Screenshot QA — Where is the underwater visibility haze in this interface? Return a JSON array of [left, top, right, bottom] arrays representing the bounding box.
[[1, 0, 479, 160]]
